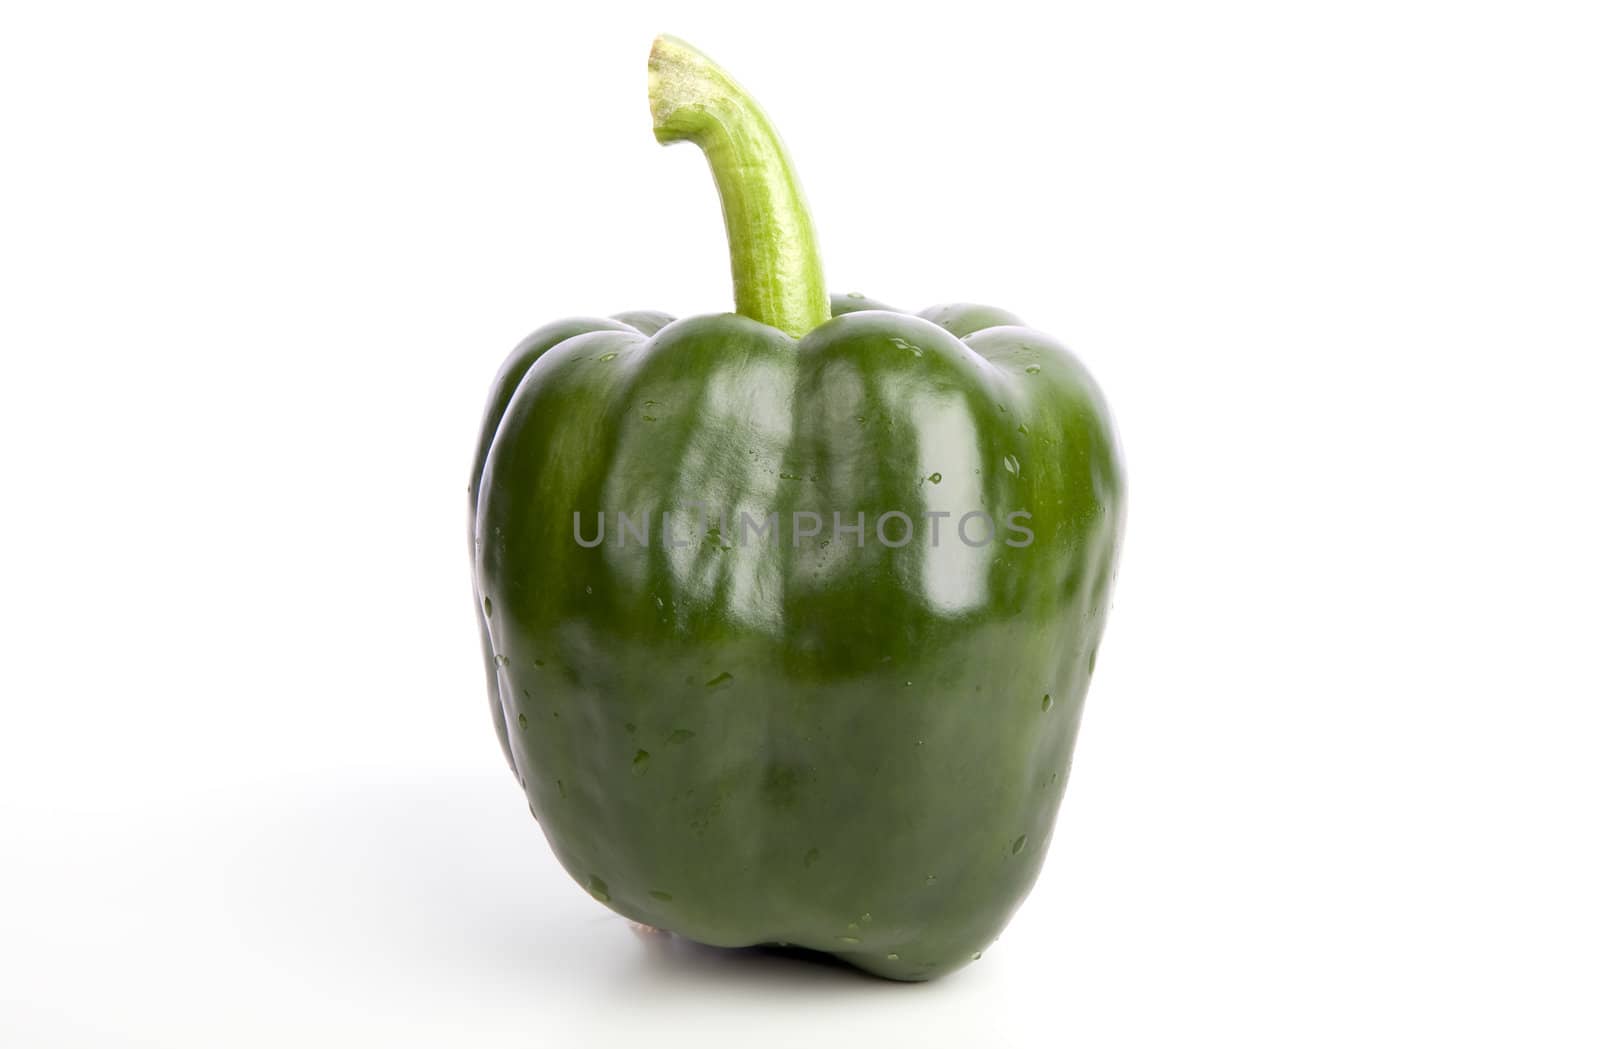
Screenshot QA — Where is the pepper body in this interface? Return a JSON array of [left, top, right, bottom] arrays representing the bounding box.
[[470, 294, 1122, 980]]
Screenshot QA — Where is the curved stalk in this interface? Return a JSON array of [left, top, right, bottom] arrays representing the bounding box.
[[648, 35, 829, 338]]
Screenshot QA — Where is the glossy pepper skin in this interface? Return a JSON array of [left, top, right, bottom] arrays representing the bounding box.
[[469, 37, 1124, 981]]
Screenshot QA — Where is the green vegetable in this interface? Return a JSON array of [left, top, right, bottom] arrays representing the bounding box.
[[469, 34, 1124, 981]]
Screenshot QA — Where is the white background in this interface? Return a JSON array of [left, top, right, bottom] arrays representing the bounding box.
[[3, 1, 1598, 1045]]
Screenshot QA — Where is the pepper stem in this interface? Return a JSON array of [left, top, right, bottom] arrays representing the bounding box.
[[648, 35, 829, 338]]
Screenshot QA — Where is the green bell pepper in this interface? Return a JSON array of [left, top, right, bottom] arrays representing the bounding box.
[[469, 35, 1124, 981]]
